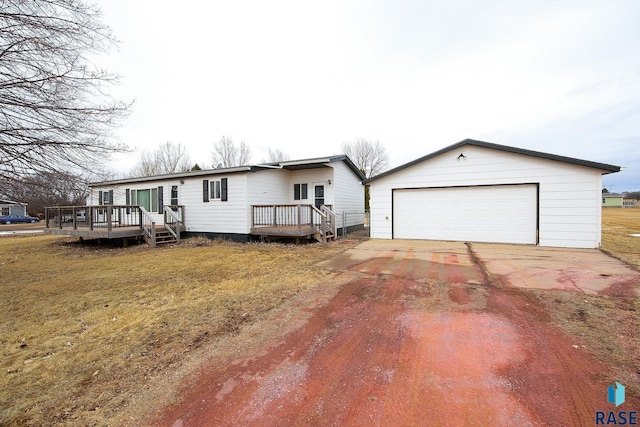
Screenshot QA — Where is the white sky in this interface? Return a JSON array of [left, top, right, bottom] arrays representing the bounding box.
[[97, 0, 640, 191]]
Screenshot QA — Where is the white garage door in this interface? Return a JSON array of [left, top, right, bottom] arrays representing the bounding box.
[[393, 184, 537, 244]]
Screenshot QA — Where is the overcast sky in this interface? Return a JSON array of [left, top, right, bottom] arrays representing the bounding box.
[[97, 0, 640, 191]]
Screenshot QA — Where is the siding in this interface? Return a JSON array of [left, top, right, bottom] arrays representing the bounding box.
[[90, 181, 179, 224], [369, 145, 605, 248], [332, 161, 365, 229], [90, 175, 249, 234], [182, 174, 248, 234]]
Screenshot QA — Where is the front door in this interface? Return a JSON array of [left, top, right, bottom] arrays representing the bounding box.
[[137, 189, 151, 211], [314, 185, 325, 208]]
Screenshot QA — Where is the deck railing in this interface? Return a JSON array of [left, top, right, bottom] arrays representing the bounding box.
[[163, 205, 184, 243], [44, 205, 185, 246], [45, 205, 144, 231], [251, 205, 333, 228], [251, 204, 335, 241], [139, 207, 156, 246]]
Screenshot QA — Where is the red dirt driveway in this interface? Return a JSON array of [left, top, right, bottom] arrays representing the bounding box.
[[156, 240, 639, 426]]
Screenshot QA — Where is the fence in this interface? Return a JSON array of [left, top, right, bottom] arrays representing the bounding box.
[[339, 210, 370, 238]]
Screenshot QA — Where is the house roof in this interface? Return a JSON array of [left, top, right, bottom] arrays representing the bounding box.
[[90, 155, 365, 187], [365, 139, 622, 184], [0, 199, 26, 206]]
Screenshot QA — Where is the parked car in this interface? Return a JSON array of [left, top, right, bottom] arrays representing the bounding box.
[[0, 215, 40, 224], [62, 211, 87, 223]]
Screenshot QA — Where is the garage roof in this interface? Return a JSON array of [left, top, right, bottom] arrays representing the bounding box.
[[365, 139, 621, 183]]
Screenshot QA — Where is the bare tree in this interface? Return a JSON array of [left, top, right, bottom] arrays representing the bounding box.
[[341, 138, 390, 178], [263, 148, 291, 163], [3, 172, 90, 216], [130, 141, 192, 177], [211, 136, 252, 168], [0, 0, 130, 181]]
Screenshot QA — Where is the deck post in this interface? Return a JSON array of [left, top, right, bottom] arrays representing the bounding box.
[[107, 207, 112, 232], [297, 205, 301, 231], [89, 207, 94, 231], [57, 207, 62, 229], [273, 205, 277, 227], [251, 206, 255, 229], [150, 223, 156, 247]]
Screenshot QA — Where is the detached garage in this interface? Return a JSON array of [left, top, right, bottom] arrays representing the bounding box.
[[367, 139, 620, 248]]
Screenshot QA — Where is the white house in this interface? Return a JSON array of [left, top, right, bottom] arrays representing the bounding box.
[[366, 139, 620, 249], [0, 199, 27, 216], [81, 155, 365, 243]]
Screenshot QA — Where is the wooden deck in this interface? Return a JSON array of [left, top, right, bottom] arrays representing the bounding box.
[[44, 225, 145, 239], [251, 204, 336, 242], [250, 225, 318, 238], [43, 205, 185, 246]]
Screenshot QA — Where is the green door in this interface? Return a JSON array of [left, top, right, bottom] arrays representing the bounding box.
[[137, 189, 151, 211]]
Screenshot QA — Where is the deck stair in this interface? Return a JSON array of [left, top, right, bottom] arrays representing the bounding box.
[[154, 227, 177, 245], [43, 205, 185, 247]]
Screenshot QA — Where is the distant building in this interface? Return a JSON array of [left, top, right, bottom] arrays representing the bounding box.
[[0, 199, 27, 216], [602, 193, 623, 207]]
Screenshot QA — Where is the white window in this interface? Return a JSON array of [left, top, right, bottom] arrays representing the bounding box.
[[294, 183, 308, 200], [210, 180, 222, 200]]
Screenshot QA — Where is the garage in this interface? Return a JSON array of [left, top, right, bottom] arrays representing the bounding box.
[[393, 184, 537, 244], [367, 139, 620, 248]]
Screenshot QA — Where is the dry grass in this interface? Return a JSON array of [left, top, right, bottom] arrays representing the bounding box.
[[601, 206, 640, 268], [2, 209, 639, 425], [0, 235, 357, 426], [531, 207, 640, 396]]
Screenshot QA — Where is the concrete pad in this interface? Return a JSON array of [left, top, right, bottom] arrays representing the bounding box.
[[471, 243, 640, 296], [318, 239, 485, 284]]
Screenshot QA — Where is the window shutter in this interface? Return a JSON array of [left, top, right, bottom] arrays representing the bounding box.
[[108, 190, 113, 205], [302, 183, 308, 200], [203, 180, 209, 202], [294, 184, 300, 200], [221, 178, 228, 201], [126, 189, 130, 213], [98, 191, 103, 206], [157, 186, 164, 213]]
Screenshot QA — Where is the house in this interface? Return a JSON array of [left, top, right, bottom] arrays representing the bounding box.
[[602, 193, 623, 207], [0, 199, 27, 216], [44, 155, 365, 244], [366, 139, 621, 249]]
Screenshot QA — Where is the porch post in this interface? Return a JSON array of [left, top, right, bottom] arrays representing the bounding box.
[[251, 206, 255, 229]]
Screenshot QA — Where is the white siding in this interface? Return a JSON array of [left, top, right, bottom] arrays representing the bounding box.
[[247, 163, 364, 229], [90, 175, 250, 234], [182, 174, 248, 234], [369, 145, 605, 248], [332, 161, 365, 229]]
